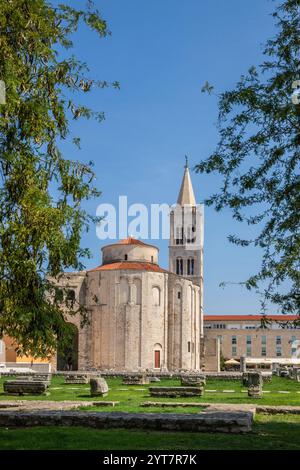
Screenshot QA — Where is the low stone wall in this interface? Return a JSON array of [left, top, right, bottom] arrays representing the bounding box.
[[2, 370, 272, 384], [205, 372, 272, 382], [53, 371, 205, 378], [0, 410, 253, 434]]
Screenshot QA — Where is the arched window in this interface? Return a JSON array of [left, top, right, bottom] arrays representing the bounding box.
[[152, 286, 161, 306], [187, 258, 194, 275], [176, 258, 183, 275]]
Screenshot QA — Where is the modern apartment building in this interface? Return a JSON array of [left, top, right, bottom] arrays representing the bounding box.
[[204, 315, 300, 362]]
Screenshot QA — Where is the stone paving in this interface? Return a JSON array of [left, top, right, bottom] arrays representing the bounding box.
[[142, 401, 300, 415], [142, 401, 257, 414], [0, 400, 119, 411], [0, 399, 299, 416]]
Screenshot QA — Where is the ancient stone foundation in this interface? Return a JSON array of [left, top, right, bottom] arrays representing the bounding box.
[[122, 375, 150, 385], [149, 386, 204, 398], [181, 375, 206, 387], [65, 374, 90, 385], [3, 380, 47, 396], [18, 374, 52, 387], [0, 410, 253, 434]]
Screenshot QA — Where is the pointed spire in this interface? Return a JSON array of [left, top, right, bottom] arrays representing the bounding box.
[[177, 157, 196, 206]]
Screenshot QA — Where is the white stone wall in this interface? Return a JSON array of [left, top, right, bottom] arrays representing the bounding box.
[[56, 266, 202, 372], [102, 244, 158, 265]]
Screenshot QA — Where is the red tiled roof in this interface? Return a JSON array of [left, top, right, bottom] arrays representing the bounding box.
[[89, 261, 168, 273], [117, 237, 149, 246], [204, 315, 298, 322], [101, 237, 158, 251]]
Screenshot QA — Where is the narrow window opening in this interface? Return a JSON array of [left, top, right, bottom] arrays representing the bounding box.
[[176, 258, 183, 275]]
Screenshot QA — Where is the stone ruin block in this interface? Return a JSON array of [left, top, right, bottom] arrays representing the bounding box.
[[247, 372, 263, 399], [17, 374, 52, 387], [122, 374, 150, 385], [65, 374, 90, 384], [279, 367, 289, 378], [289, 368, 300, 382], [35, 373, 52, 383], [90, 377, 109, 397], [181, 375, 206, 387], [262, 374, 272, 383], [243, 372, 271, 387], [148, 377, 160, 383], [149, 386, 204, 398], [3, 380, 47, 396]]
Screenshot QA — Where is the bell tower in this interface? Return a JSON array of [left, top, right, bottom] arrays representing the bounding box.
[[169, 157, 204, 288]]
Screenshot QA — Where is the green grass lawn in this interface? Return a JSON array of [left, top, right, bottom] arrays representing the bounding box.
[[0, 376, 299, 450], [0, 414, 299, 450], [0, 375, 299, 412]]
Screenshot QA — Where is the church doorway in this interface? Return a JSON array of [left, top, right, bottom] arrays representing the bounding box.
[[153, 343, 162, 369], [57, 323, 79, 371]]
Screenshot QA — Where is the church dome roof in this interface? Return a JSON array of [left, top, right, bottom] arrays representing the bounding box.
[[118, 237, 148, 245], [102, 237, 158, 250]]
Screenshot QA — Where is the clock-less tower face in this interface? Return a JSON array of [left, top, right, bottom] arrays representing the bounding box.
[[169, 162, 204, 288]]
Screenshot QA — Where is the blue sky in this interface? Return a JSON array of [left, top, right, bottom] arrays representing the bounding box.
[[58, 0, 280, 315]]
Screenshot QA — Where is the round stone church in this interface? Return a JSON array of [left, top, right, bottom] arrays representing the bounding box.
[[57, 163, 205, 372]]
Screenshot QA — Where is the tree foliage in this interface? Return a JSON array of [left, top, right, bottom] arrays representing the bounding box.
[[197, 0, 300, 317], [0, 0, 118, 357]]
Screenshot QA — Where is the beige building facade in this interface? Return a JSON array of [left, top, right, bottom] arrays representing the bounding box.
[[55, 163, 205, 372], [204, 315, 300, 364]]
